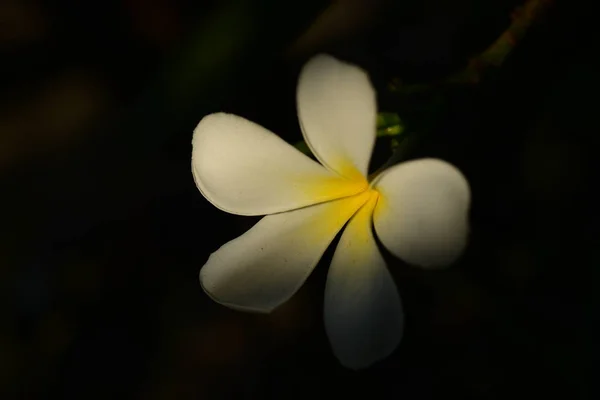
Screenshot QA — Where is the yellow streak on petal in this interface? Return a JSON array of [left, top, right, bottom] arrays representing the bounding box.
[[292, 170, 369, 204], [302, 190, 373, 243], [342, 190, 380, 259]]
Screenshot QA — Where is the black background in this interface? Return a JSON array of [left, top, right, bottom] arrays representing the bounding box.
[[1, 0, 593, 399]]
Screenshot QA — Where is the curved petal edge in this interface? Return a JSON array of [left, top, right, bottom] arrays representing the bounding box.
[[373, 158, 471, 268], [297, 54, 376, 181]]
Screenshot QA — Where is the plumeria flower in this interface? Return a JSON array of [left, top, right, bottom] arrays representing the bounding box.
[[192, 54, 471, 369]]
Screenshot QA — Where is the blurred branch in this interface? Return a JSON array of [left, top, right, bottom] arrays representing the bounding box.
[[388, 0, 555, 93]]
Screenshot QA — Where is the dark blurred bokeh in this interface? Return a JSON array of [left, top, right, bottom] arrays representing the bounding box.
[[1, 0, 593, 399]]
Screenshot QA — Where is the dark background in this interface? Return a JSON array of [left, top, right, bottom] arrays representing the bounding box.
[[1, 0, 593, 399]]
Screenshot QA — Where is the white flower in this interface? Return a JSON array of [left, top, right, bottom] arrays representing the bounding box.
[[191, 54, 471, 369]]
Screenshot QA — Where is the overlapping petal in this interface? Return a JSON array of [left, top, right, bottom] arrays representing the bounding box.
[[324, 191, 404, 369], [372, 158, 471, 268], [297, 54, 377, 181], [192, 113, 367, 216], [199, 191, 372, 313]]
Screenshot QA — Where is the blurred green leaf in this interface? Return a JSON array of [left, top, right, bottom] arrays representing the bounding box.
[[293, 140, 313, 157], [376, 112, 401, 129]]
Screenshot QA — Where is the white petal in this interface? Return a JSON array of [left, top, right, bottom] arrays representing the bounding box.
[[192, 113, 367, 216], [297, 54, 376, 181], [324, 191, 403, 370], [373, 158, 471, 268], [199, 191, 372, 313]]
